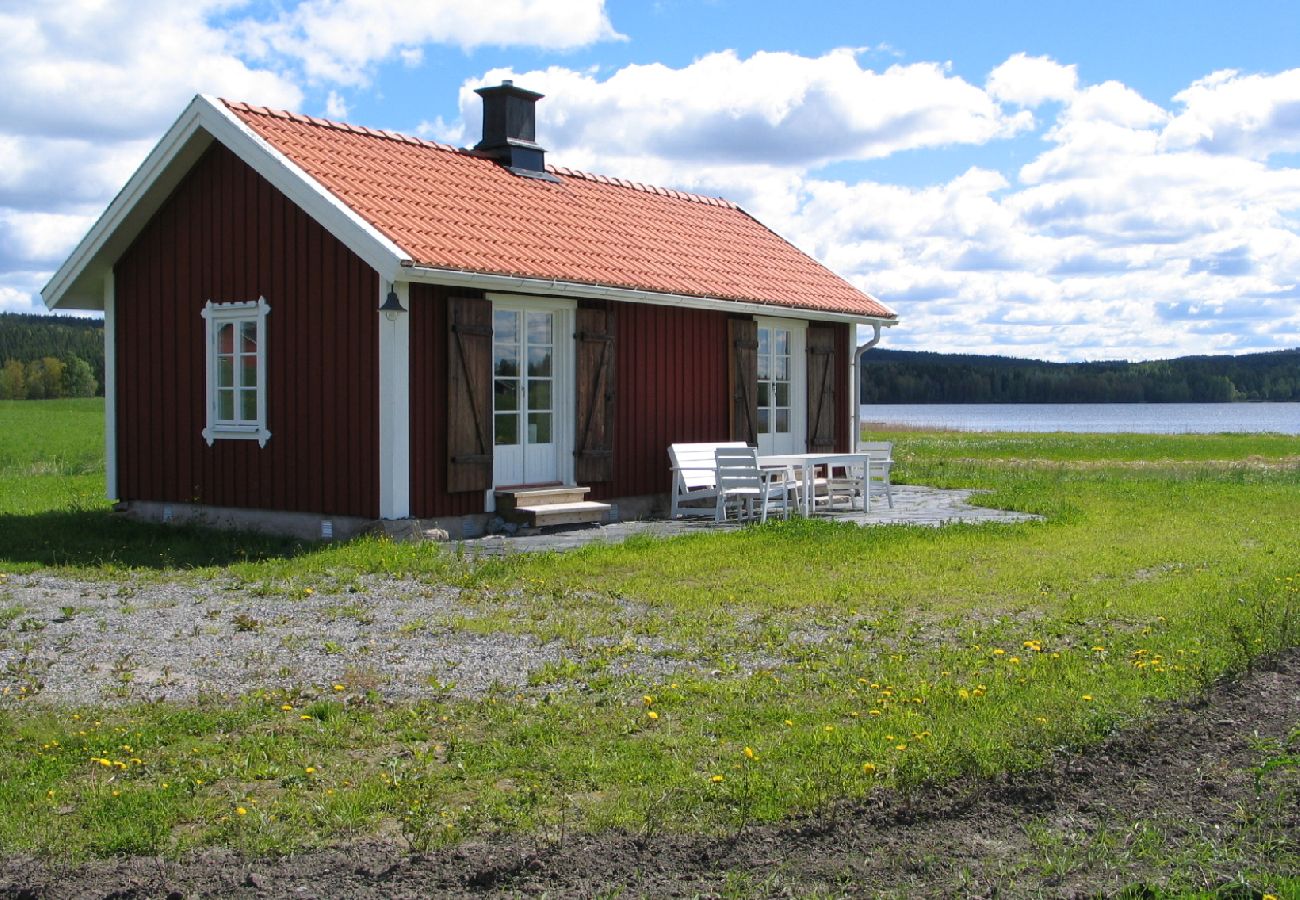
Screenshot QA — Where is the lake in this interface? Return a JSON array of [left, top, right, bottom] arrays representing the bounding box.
[[860, 402, 1300, 435]]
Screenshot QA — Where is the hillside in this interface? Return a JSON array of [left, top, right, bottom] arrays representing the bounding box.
[[860, 348, 1300, 403], [0, 313, 105, 399]]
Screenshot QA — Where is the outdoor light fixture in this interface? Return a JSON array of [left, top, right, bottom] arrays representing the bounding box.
[[380, 287, 406, 320]]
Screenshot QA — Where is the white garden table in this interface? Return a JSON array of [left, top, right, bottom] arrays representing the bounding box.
[[757, 452, 870, 516]]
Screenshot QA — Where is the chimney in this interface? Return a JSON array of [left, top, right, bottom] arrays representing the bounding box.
[[474, 80, 558, 181]]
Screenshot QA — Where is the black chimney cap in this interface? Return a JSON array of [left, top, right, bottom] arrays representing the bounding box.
[[473, 81, 558, 182]]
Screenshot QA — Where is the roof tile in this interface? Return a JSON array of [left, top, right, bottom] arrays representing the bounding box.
[[224, 100, 894, 318]]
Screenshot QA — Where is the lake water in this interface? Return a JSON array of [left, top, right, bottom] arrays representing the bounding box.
[[860, 403, 1300, 435]]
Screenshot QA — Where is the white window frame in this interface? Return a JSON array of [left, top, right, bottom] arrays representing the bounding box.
[[201, 297, 271, 447]]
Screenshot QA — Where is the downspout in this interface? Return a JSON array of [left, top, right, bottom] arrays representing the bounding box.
[[853, 323, 883, 450]]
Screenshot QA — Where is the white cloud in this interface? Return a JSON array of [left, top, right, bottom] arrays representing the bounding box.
[[986, 53, 1078, 108], [1163, 68, 1300, 159], [237, 0, 623, 86], [443, 51, 1032, 172], [325, 90, 349, 119]]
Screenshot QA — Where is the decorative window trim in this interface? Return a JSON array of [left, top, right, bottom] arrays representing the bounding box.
[[201, 297, 271, 447]]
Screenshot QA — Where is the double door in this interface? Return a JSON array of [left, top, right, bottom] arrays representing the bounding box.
[[491, 300, 571, 486]]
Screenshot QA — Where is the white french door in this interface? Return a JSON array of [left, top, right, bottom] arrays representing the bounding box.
[[755, 318, 806, 456], [491, 299, 572, 487]]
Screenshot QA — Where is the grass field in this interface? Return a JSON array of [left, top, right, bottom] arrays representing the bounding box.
[[0, 398, 1297, 893]]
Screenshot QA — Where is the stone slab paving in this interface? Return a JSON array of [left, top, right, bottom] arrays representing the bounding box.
[[457, 484, 1038, 557]]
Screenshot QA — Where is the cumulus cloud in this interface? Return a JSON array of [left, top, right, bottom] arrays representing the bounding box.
[[440, 51, 1032, 172], [1163, 68, 1300, 159], [986, 53, 1078, 107], [236, 0, 623, 86]]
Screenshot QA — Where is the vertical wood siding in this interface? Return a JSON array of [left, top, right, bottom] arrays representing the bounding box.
[[408, 282, 488, 517], [594, 303, 730, 500], [114, 143, 379, 518]]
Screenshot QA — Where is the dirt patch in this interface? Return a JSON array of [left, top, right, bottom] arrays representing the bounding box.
[[3, 651, 1298, 899]]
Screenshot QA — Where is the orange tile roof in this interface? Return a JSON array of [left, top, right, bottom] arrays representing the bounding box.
[[224, 100, 894, 319]]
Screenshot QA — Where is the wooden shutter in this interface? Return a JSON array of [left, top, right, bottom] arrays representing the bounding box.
[[574, 304, 616, 483], [806, 323, 838, 452], [728, 317, 758, 444], [446, 296, 493, 493]]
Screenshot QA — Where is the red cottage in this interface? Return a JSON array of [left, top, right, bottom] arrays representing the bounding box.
[[43, 84, 898, 538]]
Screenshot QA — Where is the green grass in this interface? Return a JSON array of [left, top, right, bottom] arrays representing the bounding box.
[[0, 399, 1298, 891]]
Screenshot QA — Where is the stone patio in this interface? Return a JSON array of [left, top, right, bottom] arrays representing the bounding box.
[[456, 484, 1039, 557]]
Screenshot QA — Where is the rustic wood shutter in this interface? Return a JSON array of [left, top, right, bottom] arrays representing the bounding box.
[[574, 304, 616, 483], [728, 317, 758, 444], [806, 323, 838, 452], [446, 296, 493, 493]]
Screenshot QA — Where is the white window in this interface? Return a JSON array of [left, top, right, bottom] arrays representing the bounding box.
[[201, 298, 270, 447]]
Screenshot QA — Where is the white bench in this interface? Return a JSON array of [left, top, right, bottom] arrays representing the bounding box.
[[668, 441, 749, 518]]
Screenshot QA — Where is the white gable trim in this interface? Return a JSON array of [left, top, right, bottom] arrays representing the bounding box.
[[42, 95, 408, 311]]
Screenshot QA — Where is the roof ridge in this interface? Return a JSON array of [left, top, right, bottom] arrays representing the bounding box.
[[221, 98, 740, 210]]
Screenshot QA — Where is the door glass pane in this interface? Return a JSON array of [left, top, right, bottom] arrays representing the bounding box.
[[775, 329, 789, 355], [757, 327, 769, 357], [775, 409, 790, 433], [528, 379, 552, 412], [757, 354, 770, 380], [775, 357, 789, 382], [527, 412, 552, 444], [774, 382, 789, 407], [527, 346, 552, 377], [493, 343, 519, 378], [217, 389, 234, 421], [756, 407, 769, 434], [495, 412, 518, 445], [527, 312, 552, 345], [494, 379, 518, 411], [240, 388, 257, 421]]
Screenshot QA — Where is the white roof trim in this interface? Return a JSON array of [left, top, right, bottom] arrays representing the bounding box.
[[42, 95, 409, 310], [402, 264, 898, 326]]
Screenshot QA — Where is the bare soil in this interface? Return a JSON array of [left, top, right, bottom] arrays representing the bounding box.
[[3, 651, 1297, 899]]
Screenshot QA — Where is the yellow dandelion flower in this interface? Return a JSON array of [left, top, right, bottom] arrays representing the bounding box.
[[305, 766, 317, 775], [868, 709, 882, 716], [333, 684, 345, 692], [710, 774, 724, 783], [646, 710, 659, 720], [783, 719, 794, 727], [1081, 694, 1094, 701], [237, 806, 248, 816], [823, 724, 835, 732], [958, 688, 970, 699], [1009, 656, 1020, 665], [1035, 716, 1048, 725], [642, 694, 654, 706], [281, 704, 293, 711], [861, 762, 877, 775], [300, 714, 312, 720], [895, 744, 907, 751], [743, 746, 756, 760], [992, 648, 1006, 656], [1091, 646, 1105, 652]]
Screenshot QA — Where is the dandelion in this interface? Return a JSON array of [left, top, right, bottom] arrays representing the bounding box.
[[743, 746, 756, 760], [305, 766, 317, 775], [1091, 646, 1105, 653], [992, 648, 1006, 656], [300, 714, 312, 720], [1081, 694, 1094, 702], [958, 688, 970, 700], [895, 743, 907, 751], [281, 704, 293, 711], [783, 719, 794, 727], [861, 762, 877, 775], [1009, 656, 1020, 665], [823, 724, 835, 733], [710, 774, 724, 783], [646, 710, 659, 721], [333, 684, 345, 692], [1035, 716, 1048, 725], [237, 806, 248, 816], [868, 709, 882, 716], [642, 694, 654, 706]]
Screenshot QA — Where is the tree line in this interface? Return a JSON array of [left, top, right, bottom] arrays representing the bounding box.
[[0, 313, 104, 400], [860, 348, 1300, 403]]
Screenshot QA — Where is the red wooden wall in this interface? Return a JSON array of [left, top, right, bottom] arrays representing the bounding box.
[[114, 143, 379, 518]]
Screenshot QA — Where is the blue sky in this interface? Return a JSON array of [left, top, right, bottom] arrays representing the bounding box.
[[4, 0, 1300, 360]]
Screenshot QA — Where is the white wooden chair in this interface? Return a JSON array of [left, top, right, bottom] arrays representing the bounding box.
[[669, 441, 749, 518], [713, 446, 791, 523], [827, 441, 895, 510]]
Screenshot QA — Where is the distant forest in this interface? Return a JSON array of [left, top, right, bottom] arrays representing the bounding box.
[[860, 348, 1300, 403], [0, 313, 105, 399]]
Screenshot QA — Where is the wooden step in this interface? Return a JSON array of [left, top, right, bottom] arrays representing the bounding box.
[[516, 500, 611, 528], [495, 485, 590, 514]]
